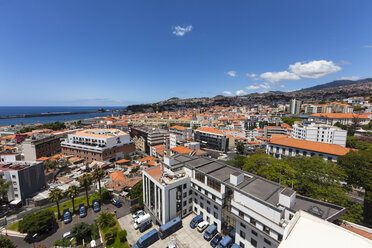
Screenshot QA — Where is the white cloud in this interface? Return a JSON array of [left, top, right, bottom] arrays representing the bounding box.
[[172, 25, 193, 36], [235, 90, 246, 96], [339, 76, 360, 80], [259, 83, 271, 89], [363, 45, 372, 48], [246, 85, 260, 90], [280, 84, 285, 88], [246, 73, 257, 78], [260, 71, 300, 83], [225, 71, 237, 77], [289, 60, 341, 79], [223, 91, 233, 95]]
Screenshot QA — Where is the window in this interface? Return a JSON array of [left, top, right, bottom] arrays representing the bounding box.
[[207, 200, 210, 205], [214, 205, 218, 210], [189, 190, 192, 195], [289, 214, 293, 220], [240, 230, 246, 239], [263, 225, 270, 234], [239, 210, 244, 218], [200, 196, 204, 201], [200, 203, 204, 209], [264, 239, 271, 245], [189, 206, 192, 212], [183, 209, 186, 215], [251, 238, 257, 248], [183, 201, 187, 207], [212, 195, 216, 201], [214, 212, 218, 218], [194, 199, 198, 204], [12, 175, 16, 179], [195, 171, 205, 183], [183, 192, 187, 198], [207, 207, 210, 213], [183, 184, 187, 189], [278, 234, 283, 241], [194, 207, 198, 212], [207, 176, 221, 191], [251, 230, 257, 236], [240, 222, 246, 228], [189, 198, 192, 203], [250, 217, 256, 225], [239, 242, 245, 248]]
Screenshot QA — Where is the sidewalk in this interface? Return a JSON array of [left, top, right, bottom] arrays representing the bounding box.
[[0, 229, 26, 238]]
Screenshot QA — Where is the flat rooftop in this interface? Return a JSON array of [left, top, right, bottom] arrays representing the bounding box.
[[168, 154, 345, 220], [0, 161, 41, 171]]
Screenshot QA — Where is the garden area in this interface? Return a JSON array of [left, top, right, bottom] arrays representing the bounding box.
[[98, 212, 129, 248]]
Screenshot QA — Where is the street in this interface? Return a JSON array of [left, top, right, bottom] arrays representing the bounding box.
[[7, 199, 131, 248]]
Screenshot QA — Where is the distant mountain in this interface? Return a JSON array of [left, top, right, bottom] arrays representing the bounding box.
[[303, 78, 372, 91]]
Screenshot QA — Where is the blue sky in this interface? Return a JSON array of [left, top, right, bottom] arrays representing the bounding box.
[[0, 0, 371, 106]]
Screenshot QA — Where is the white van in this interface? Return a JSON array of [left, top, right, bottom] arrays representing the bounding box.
[[197, 221, 209, 232], [133, 213, 151, 229]]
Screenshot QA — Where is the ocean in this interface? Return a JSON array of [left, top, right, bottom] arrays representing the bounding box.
[[0, 106, 124, 126]]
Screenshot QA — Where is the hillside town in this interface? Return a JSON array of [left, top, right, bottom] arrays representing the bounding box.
[[0, 96, 371, 248]]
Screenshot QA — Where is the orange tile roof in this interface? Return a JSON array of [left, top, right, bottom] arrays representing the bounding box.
[[116, 159, 130, 164], [170, 125, 186, 131], [145, 166, 163, 183], [310, 113, 368, 119], [139, 156, 155, 162], [171, 146, 193, 154], [341, 225, 372, 240], [36, 157, 50, 161], [196, 126, 225, 135], [111, 171, 125, 182], [147, 160, 156, 166], [269, 136, 351, 156]]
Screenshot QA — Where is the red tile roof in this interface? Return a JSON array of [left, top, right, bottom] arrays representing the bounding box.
[[171, 146, 193, 154], [269, 136, 351, 156], [310, 113, 368, 119], [196, 127, 224, 135], [111, 171, 125, 182]]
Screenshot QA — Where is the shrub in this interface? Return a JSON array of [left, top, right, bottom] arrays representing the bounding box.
[[105, 228, 118, 245], [118, 230, 127, 242], [90, 223, 99, 240], [54, 238, 72, 247], [18, 210, 55, 235], [97, 212, 116, 228]]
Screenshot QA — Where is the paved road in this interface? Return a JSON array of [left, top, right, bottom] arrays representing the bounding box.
[[8, 198, 131, 248]]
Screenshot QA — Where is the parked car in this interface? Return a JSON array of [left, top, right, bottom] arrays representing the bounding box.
[[139, 220, 152, 233], [189, 215, 203, 229], [63, 231, 73, 239], [79, 204, 87, 218], [111, 198, 121, 207], [63, 209, 72, 224], [197, 221, 209, 233], [132, 210, 144, 220], [166, 243, 177, 248], [210, 233, 222, 247], [204, 224, 217, 241], [134, 214, 151, 229], [92, 199, 100, 212]]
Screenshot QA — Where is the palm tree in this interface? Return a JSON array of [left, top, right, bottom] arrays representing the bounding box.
[[49, 188, 64, 219], [92, 167, 105, 202], [66, 185, 80, 214], [78, 174, 92, 208]]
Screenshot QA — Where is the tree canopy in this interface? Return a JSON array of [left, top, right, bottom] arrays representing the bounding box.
[[0, 236, 17, 248], [18, 210, 55, 235]]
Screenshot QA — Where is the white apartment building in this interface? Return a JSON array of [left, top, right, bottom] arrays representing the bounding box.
[[292, 122, 347, 147], [169, 133, 184, 149], [143, 155, 345, 248], [289, 99, 301, 115], [267, 136, 351, 162]]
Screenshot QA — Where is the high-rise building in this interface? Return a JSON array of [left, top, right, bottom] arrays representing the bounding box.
[[289, 99, 302, 115]]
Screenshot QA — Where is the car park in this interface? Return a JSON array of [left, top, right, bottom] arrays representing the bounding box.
[[197, 220, 209, 232], [210, 233, 222, 247], [189, 215, 203, 229]]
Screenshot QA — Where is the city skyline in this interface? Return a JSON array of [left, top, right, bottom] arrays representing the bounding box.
[[1, 0, 371, 106]]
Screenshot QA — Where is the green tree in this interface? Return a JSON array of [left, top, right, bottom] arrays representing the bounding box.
[[346, 136, 372, 150], [236, 142, 245, 154], [118, 230, 127, 242], [18, 210, 55, 235], [92, 168, 105, 203], [243, 154, 297, 187], [48, 188, 64, 219], [225, 155, 247, 169], [129, 181, 143, 205], [284, 156, 348, 206], [71, 222, 91, 244], [79, 174, 92, 208], [54, 238, 72, 247], [66, 185, 79, 214], [105, 228, 118, 245], [0, 178, 11, 201], [0, 236, 17, 248], [338, 150, 372, 225], [97, 212, 116, 228]]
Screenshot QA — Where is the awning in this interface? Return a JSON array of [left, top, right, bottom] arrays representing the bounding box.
[[10, 199, 21, 205]]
